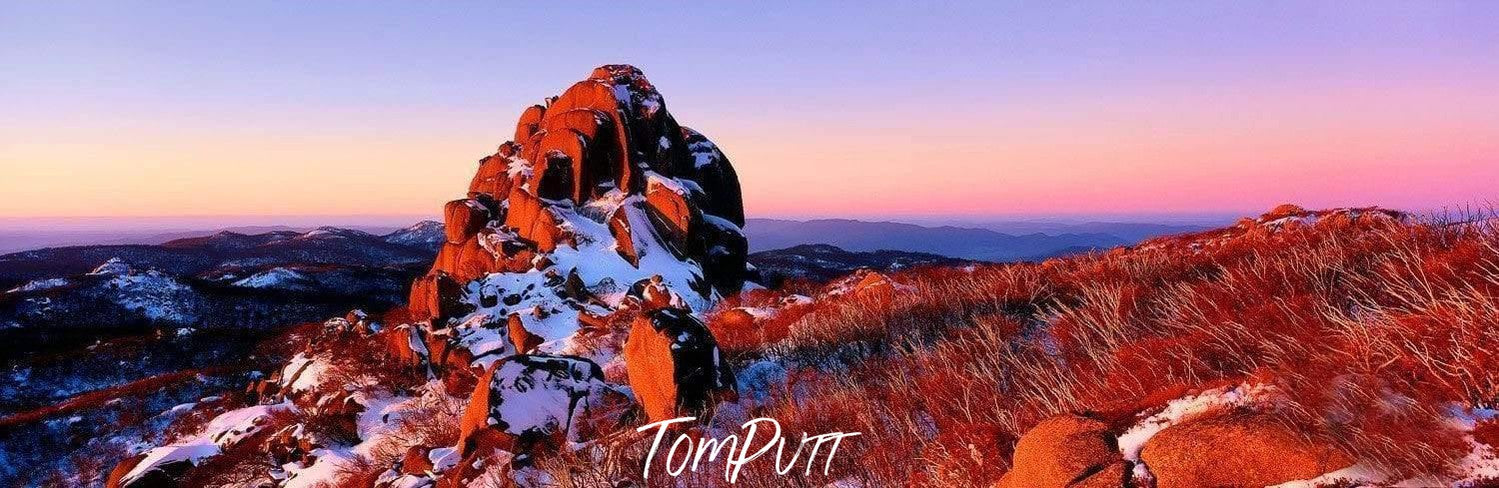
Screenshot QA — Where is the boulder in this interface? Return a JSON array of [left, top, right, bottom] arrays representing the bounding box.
[[431, 237, 501, 284], [116, 63, 758, 488], [380, 324, 430, 368], [624, 307, 735, 422], [515, 105, 546, 143], [443, 199, 490, 244], [997, 414, 1126, 488], [108, 454, 196, 488], [609, 203, 644, 266], [548, 81, 634, 179], [457, 362, 504, 456], [400, 446, 435, 475], [633, 276, 676, 312], [679, 127, 745, 226], [1139, 412, 1353, 488], [694, 215, 749, 294], [531, 130, 586, 201], [469, 153, 512, 200], [540, 109, 622, 201], [507, 313, 544, 353], [408, 272, 471, 324], [502, 186, 566, 253], [104, 454, 147, 488], [1263, 203, 1309, 220], [644, 175, 697, 251], [457, 355, 608, 456]]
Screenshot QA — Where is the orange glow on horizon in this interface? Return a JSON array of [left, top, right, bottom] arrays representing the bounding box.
[[2, 76, 1495, 220]]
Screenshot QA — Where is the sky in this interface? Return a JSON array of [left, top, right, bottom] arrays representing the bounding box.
[[2, 2, 1497, 225]]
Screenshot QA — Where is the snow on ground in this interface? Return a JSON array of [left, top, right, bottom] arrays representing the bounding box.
[[1258, 406, 1499, 488], [429, 447, 460, 472], [295, 227, 373, 240], [89, 257, 133, 276], [280, 353, 331, 394], [384, 220, 445, 247], [93, 261, 197, 322], [1116, 383, 1279, 462], [121, 403, 294, 485], [273, 382, 462, 487], [489, 357, 606, 441], [233, 267, 313, 290], [6, 277, 70, 293], [279, 447, 354, 488]]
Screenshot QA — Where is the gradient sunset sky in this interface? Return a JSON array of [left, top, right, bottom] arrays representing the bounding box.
[[2, 2, 1496, 223]]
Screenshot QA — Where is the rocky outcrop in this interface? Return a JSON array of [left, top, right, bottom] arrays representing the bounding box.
[[1139, 412, 1352, 488], [390, 68, 749, 425], [375, 62, 753, 481], [1001, 397, 1357, 488], [996, 414, 1128, 488], [107, 65, 748, 488], [409, 64, 751, 331]]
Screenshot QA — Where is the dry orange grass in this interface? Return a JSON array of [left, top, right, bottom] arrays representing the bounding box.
[[666, 209, 1499, 485]]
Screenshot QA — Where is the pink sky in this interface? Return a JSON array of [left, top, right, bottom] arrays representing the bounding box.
[[2, 3, 1495, 221]]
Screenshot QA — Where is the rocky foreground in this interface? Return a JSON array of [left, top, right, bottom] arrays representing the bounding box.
[[55, 67, 1499, 488]]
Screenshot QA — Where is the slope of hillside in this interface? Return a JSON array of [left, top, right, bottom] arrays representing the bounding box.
[[744, 218, 1128, 261], [700, 204, 1499, 486]]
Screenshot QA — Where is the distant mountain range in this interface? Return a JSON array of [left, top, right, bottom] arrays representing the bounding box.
[[0, 222, 442, 291], [743, 218, 1200, 262], [0, 222, 446, 350], [954, 220, 1216, 242], [0, 224, 416, 254], [748, 244, 973, 285]]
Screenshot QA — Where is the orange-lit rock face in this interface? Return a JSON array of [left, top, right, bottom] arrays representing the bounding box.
[[624, 313, 680, 423], [457, 362, 507, 456], [1140, 412, 1353, 488], [514, 105, 546, 144], [389, 66, 747, 473], [104, 454, 148, 488], [408, 271, 470, 324], [411, 64, 748, 317], [506, 314, 543, 353], [443, 199, 489, 244], [624, 307, 736, 422], [998, 414, 1126, 488]]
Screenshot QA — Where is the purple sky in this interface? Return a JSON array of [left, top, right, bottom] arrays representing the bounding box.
[[3, 2, 1496, 223]]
